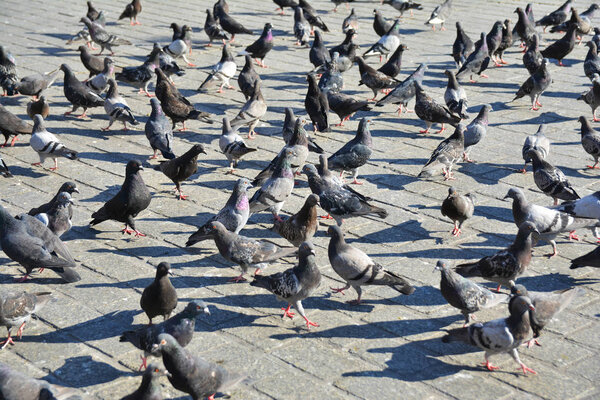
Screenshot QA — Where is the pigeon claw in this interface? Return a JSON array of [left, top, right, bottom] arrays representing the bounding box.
[[281, 304, 295, 319], [319, 214, 334, 219], [303, 316, 319, 329], [330, 287, 346, 295], [138, 355, 147, 371], [483, 361, 500, 371], [0, 335, 15, 349], [229, 274, 247, 283], [519, 363, 537, 375], [568, 231, 580, 241]]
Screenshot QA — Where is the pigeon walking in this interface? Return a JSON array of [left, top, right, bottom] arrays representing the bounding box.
[[355, 57, 399, 101], [376, 63, 427, 113], [521, 124, 550, 173], [80, 16, 132, 55], [0, 362, 83, 399], [85, 57, 115, 94], [540, 24, 577, 66], [571, 246, 600, 269], [204, 10, 229, 46], [60, 63, 104, 118], [219, 117, 257, 172], [577, 116, 600, 169], [140, 262, 177, 325], [282, 108, 323, 153], [216, 9, 253, 43], [363, 19, 401, 62], [198, 44, 236, 93], [414, 82, 460, 134], [119, 0, 142, 25], [512, 58, 551, 111], [327, 91, 371, 126], [523, 34, 543, 75], [456, 32, 490, 82], [273, 0, 299, 15], [29, 115, 78, 171], [494, 19, 513, 65], [327, 118, 373, 184], [230, 80, 267, 139], [514, 7, 538, 47], [12, 71, 59, 99], [309, 30, 330, 69], [452, 22, 474, 68], [146, 98, 175, 160], [378, 44, 407, 79], [299, 0, 329, 34], [77, 45, 105, 77], [462, 104, 492, 162], [115, 48, 160, 97], [441, 187, 474, 236], [155, 144, 206, 200], [425, 0, 453, 31], [238, 55, 261, 100], [536, 0, 572, 32], [305, 74, 331, 132], [382, 0, 422, 17], [443, 70, 467, 119], [527, 149, 579, 205], [34, 192, 74, 238], [578, 77, 600, 123], [102, 79, 139, 131], [0, 291, 52, 349], [418, 124, 465, 181]]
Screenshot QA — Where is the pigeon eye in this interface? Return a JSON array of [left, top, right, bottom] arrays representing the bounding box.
[[161, 339, 166, 345], [154, 368, 159, 373]]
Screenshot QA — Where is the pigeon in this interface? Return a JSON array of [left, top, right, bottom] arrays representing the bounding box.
[[332, 0, 354, 13], [203, 9, 229, 46], [27, 95, 50, 119], [163, 25, 195, 66], [293, 7, 310, 47], [462, 104, 492, 162], [377, 44, 407, 79], [551, 7, 593, 38], [90, 159, 152, 237], [376, 63, 427, 113], [299, 0, 329, 34], [67, 29, 94, 50], [329, 29, 358, 72], [273, 0, 298, 15], [120, 300, 210, 370], [214, 0, 231, 20], [196, 221, 296, 282], [504, 187, 599, 257], [115, 49, 160, 97], [0, 291, 52, 349], [77, 45, 105, 77], [102, 79, 139, 131], [0, 46, 18, 96], [373, 9, 393, 37], [355, 57, 399, 101], [34, 192, 74, 238], [327, 91, 370, 126], [414, 82, 461, 134], [155, 144, 206, 200], [456, 32, 491, 82], [342, 8, 358, 33], [485, 21, 505, 67], [363, 19, 401, 62], [442, 295, 537, 375], [327, 118, 373, 184], [238, 23, 274, 68], [238, 55, 261, 100], [80, 16, 132, 55], [0, 154, 12, 178], [87, 1, 100, 20], [577, 115, 600, 168], [85, 57, 115, 94], [418, 124, 464, 180], [523, 33, 543, 75], [540, 24, 577, 66], [1, 206, 80, 282], [452, 22, 474, 68], [282, 108, 323, 153], [272, 194, 319, 246], [435, 260, 507, 326], [0, 103, 32, 147], [425, 0, 453, 31], [327, 225, 414, 304], [571, 246, 600, 269], [186, 179, 253, 246], [443, 70, 467, 119], [119, 0, 142, 25], [172, 23, 193, 55], [230, 80, 267, 139], [512, 58, 551, 111], [219, 117, 257, 172], [441, 187, 474, 236], [140, 262, 178, 325], [28, 182, 79, 216], [521, 124, 550, 173], [525, 2, 535, 23], [146, 98, 175, 160], [305, 74, 331, 132], [12, 71, 59, 98], [454, 222, 540, 291], [216, 9, 253, 43], [153, 333, 247, 400], [584, 42, 600, 82], [318, 52, 344, 93], [527, 149, 579, 205], [198, 44, 236, 93], [494, 19, 513, 65], [249, 148, 298, 221], [509, 282, 583, 347], [514, 7, 538, 47], [536, 0, 572, 32], [121, 364, 169, 400], [382, 0, 422, 17], [29, 115, 78, 171], [149, 42, 185, 80], [309, 30, 331, 69], [593, 27, 600, 50], [304, 162, 387, 226], [59, 63, 104, 118], [250, 241, 321, 328], [554, 190, 600, 221], [155, 68, 213, 131], [0, 362, 83, 399]]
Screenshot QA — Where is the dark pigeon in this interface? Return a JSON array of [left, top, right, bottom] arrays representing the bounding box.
[[273, 0, 299, 15], [273, 194, 319, 247], [577, 115, 600, 168], [494, 19, 513, 65], [282, 108, 323, 153], [536, 0, 572, 32], [28, 182, 79, 216], [59, 63, 104, 118], [441, 187, 474, 236], [0, 154, 12, 178], [238, 23, 274, 68], [121, 364, 169, 400], [146, 98, 175, 160], [584, 41, 600, 81], [0, 103, 32, 147], [414, 82, 461, 134], [456, 32, 491, 82], [140, 262, 178, 324], [238, 55, 261, 100], [514, 7, 537, 46], [115, 48, 160, 97], [355, 56, 399, 101], [305, 74, 331, 132], [540, 24, 577, 66], [0, 46, 18, 96], [527, 149, 579, 205], [0, 362, 83, 399], [77, 45, 105, 77], [373, 9, 393, 37], [523, 33, 543, 75], [452, 22, 474, 68], [512, 58, 551, 111], [155, 144, 206, 200], [12, 71, 59, 98], [216, 9, 253, 42], [118, 0, 142, 25], [204, 9, 229, 46], [299, 0, 329, 34], [327, 118, 373, 184], [309, 30, 330, 69], [571, 246, 600, 269], [376, 63, 427, 113], [377, 44, 407, 78], [327, 91, 370, 126]]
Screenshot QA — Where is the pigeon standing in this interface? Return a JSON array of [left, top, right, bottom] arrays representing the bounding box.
[[578, 74, 600, 122], [327, 118, 373, 184], [382, 0, 422, 17], [583, 42, 600, 81], [425, 0, 453, 31], [198, 44, 236, 93], [514, 7, 537, 47], [443, 70, 467, 119], [0, 291, 52, 349], [521, 124, 550, 173], [355, 57, 399, 101], [462, 104, 492, 162], [441, 187, 474, 236], [456, 32, 491, 82], [0, 103, 32, 147], [90, 159, 152, 237], [115, 48, 160, 97], [377, 44, 407, 79], [12, 71, 59, 99], [577, 116, 600, 169], [299, 0, 330, 34], [155, 144, 206, 200], [0, 46, 18, 96], [527, 149, 579, 205], [305, 74, 331, 132], [536, 0, 572, 32], [163, 25, 195, 66], [140, 262, 178, 325], [27, 96, 50, 119], [216, 8, 253, 43], [203, 9, 229, 46], [238, 55, 261, 100], [102, 79, 139, 131], [512, 58, 551, 111], [540, 24, 577, 66], [219, 117, 257, 172], [294, 7, 310, 47], [318, 53, 344, 94], [29, 115, 78, 171], [309, 30, 331, 69], [146, 98, 175, 160], [414, 82, 461, 134], [28, 182, 79, 216], [363, 19, 401, 62], [34, 192, 74, 238], [523, 34, 543, 75], [494, 19, 513, 65], [85, 57, 115, 94], [273, 0, 299, 15], [282, 108, 323, 153], [230, 80, 267, 139], [59, 63, 104, 118], [80, 16, 132, 55], [376, 63, 427, 113], [77, 45, 105, 77], [119, 0, 142, 25], [327, 91, 371, 127], [485, 21, 505, 67], [373, 9, 392, 37], [121, 364, 169, 400], [273, 194, 319, 246], [452, 22, 474, 68], [342, 8, 358, 32], [237, 23, 274, 68]]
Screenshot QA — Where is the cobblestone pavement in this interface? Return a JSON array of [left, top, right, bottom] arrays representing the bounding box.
[[0, 0, 599, 399]]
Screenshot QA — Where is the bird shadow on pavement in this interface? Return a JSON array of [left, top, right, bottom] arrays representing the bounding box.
[[4, 165, 48, 179], [517, 273, 598, 292], [358, 222, 430, 245], [41, 355, 133, 388], [490, 111, 571, 126]]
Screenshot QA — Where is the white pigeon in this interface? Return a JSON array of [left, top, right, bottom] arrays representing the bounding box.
[[219, 117, 256, 172], [30, 115, 78, 171], [197, 44, 237, 93], [521, 124, 550, 173], [102, 79, 139, 131], [363, 19, 401, 61]]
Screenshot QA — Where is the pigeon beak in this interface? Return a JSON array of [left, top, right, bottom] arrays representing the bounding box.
[[68, 199, 75, 205], [502, 195, 509, 200], [529, 304, 536, 312], [310, 249, 316, 256], [204, 306, 211, 315], [73, 188, 80, 194], [138, 166, 144, 171], [168, 269, 173, 276], [163, 371, 172, 378]]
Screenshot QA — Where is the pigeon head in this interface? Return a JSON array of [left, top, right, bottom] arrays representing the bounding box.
[[504, 187, 525, 201], [150, 98, 163, 115], [509, 281, 529, 298], [125, 159, 144, 175], [182, 300, 211, 316], [235, 178, 253, 193], [303, 163, 319, 179], [187, 144, 207, 157], [326, 225, 343, 240], [434, 260, 449, 272], [514, 7, 523, 14], [524, 148, 542, 164], [153, 333, 179, 353], [298, 241, 316, 257], [146, 364, 171, 379], [156, 262, 172, 278], [589, 4, 600, 12], [509, 295, 535, 315], [59, 64, 73, 75], [77, 45, 89, 54], [210, 221, 228, 234], [447, 187, 457, 196], [56, 192, 74, 205], [80, 16, 92, 26], [579, 115, 595, 135], [518, 221, 540, 238], [60, 181, 79, 194], [155, 67, 168, 83], [221, 117, 233, 134], [305, 194, 319, 207]]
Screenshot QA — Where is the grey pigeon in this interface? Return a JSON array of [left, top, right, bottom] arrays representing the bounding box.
[[326, 91, 370, 126], [443, 70, 467, 119], [146, 98, 175, 160], [249, 148, 298, 221], [153, 333, 246, 400], [521, 124, 550, 173], [536, 0, 572, 32], [230, 80, 267, 139], [373, 9, 393, 36], [454, 222, 540, 291], [305, 74, 331, 132], [571, 246, 600, 269], [318, 52, 344, 94], [219, 117, 257, 172], [435, 260, 507, 326], [363, 19, 401, 61], [328, 225, 414, 304], [510, 282, 583, 347], [514, 7, 537, 47], [34, 192, 74, 238], [0, 103, 32, 147], [30, 115, 78, 171], [523, 33, 543, 75], [355, 56, 399, 101], [155, 144, 206, 200], [197, 44, 236, 93], [80, 16, 132, 55], [328, 29, 358, 72], [578, 78, 600, 123], [204, 9, 229, 46], [512, 58, 551, 111], [0, 362, 83, 400], [494, 19, 513, 65], [327, 117, 373, 184], [148, 43, 185, 83], [120, 300, 210, 370], [552, 4, 599, 36], [441, 187, 474, 236], [27, 95, 50, 119], [0, 291, 52, 349], [309, 30, 331, 69], [28, 182, 79, 216], [272, 194, 319, 246], [90, 159, 152, 237], [67, 29, 94, 50], [1, 207, 80, 282], [584, 42, 600, 81], [121, 364, 169, 400], [282, 108, 323, 153], [0, 46, 18, 96], [342, 8, 358, 33], [418, 124, 465, 180], [540, 24, 577, 66], [250, 242, 321, 329], [425, 0, 453, 31], [554, 190, 600, 221], [442, 295, 537, 375], [452, 22, 474, 68], [293, 7, 310, 47], [59, 63, 104, 118], [527, 149, 579, 205], [85, 57, 114, 94], [102, 79, 139, 131], [462, 104, 492, 162], [376, 63, 427, 113], [76, 45, 105, 77], [485, 21, 505, 67], [577, 115, 600, 169], [456, 32, 490, 82], [382, 0, 422, 17], [140, 262, 178, 324], [0, 153, 12, 178], [238, 55, 260, 100], [186, 178, 252, 246], [12, 71, 59, 98], [414, 82, 461, 134], [194, 221, 296, 282], [115, 49, 161, 97]]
